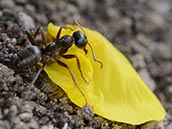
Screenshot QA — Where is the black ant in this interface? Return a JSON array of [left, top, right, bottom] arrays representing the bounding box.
[[12, 20, 103, 103]]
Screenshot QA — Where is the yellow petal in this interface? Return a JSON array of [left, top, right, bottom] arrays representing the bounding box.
[[45, 23, 166, 125]]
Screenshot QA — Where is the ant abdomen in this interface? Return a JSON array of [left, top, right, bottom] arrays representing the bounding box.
[[14, 45, 42, 69]]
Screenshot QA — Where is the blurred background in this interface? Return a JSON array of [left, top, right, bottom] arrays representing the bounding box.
[[0, 0, 172, 128]]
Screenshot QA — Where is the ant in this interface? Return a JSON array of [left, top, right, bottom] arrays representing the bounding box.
[[12, 20, 103, 103]]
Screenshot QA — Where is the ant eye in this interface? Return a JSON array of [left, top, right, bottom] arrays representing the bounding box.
[[73, 31, 87, 48]]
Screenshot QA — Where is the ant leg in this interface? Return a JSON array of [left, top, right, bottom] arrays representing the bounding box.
[[0, 28, 23, 35], [53, 57, 78, 86], [61, 54, 89, 83], [28, 63, 46, 90], [83, 48, 88, 55], [55, 26, 75, 40], [48, 88, 65, 100], [1, 28, 37, 46], [87, 43, 103, 68], [28, 57, 49, 90], [33, 27, 47, 46], [23, 30, 36, 45], [53, 56, 88, 104], [23, 60, 48, 100], [33, 27, 41, 38], [56, 27, 63, 40]]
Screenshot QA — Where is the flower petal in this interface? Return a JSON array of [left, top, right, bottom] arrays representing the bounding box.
[[45, 23, 166, 125]]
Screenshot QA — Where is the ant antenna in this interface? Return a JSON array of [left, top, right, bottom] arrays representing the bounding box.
[[87, 43, 103, 68], [73, 19, 86, 35]]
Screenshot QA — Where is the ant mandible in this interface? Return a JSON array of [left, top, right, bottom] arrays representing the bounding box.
[[13, 20, 103, 103]]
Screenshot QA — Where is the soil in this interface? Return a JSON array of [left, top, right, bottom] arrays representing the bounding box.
[[0, 0, 172, 129]]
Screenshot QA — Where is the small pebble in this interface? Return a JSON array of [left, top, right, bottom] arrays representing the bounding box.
[[15, 0, 28, 5], [41, 125, 54, 129], [0, 0, 15, 9], [0, 120, 11, 129], [139, 68, 156, 91], [9, 105, 18, 117], [130, 54, 146, 69], [18, 12, 35, 30], [62, 123, 68, 129], [19, 112, 32, 122], [80, 104, 94, 120]]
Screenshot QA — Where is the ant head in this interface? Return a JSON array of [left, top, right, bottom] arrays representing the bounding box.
[[72, 20, 103, 67], [73, 31, 87, 49]]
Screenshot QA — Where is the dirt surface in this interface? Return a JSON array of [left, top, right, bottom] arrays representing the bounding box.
[[0, 0, 172, 129]]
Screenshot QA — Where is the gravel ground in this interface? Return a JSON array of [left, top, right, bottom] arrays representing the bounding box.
[[0, 0, 172, 129]]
